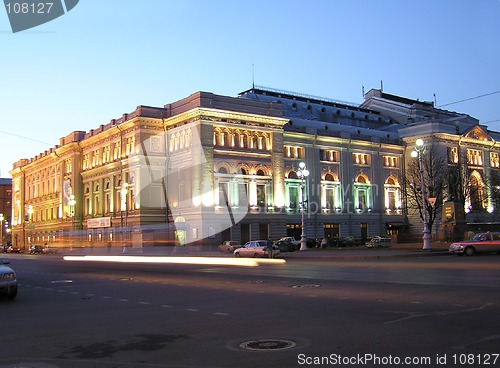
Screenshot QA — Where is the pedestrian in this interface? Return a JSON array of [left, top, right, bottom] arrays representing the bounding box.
[[267, 237, 273, 259]]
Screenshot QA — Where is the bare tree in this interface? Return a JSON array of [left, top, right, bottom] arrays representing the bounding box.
[[448, 161, 500, 215], [405, 144, 447, 234]]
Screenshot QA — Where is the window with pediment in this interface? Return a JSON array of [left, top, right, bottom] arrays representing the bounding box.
[[384, 176, 401, 213], [354, 174, 372, 212], [321, 172, 341, 212]]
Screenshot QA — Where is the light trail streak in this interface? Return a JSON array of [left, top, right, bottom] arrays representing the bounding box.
[[63, 255, 286, 267]]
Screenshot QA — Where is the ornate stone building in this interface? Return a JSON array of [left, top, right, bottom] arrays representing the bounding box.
[[9, 87, 500, 249]]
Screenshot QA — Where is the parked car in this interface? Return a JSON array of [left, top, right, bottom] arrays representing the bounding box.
[[278, 237, 300, 245], [0, 259, 17, 300], [29, 245, 45, 254], [218, 241, 242, 252], [449, 232, 500, 256], [234, 240, 280, 258], [366, 236, 391, 248], [274, 239, 299, 252], [6, 246, 21, 253]]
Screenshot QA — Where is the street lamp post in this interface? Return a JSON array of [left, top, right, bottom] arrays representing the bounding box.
[[27, 205, 34, 247], [0, 213, 4, 246], [121, 183, 129, 252], [297, 162, 310, 251], [411, 139, 432, 250], [69, 195, 76, 251]]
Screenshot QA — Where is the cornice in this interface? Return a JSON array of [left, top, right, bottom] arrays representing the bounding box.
[[164, 107, 289, 129]]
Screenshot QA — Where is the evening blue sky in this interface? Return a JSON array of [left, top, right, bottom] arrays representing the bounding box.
[[1, 0, 500, 177]]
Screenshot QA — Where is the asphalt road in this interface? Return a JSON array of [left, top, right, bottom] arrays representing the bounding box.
[[1, 253, 500, 368]]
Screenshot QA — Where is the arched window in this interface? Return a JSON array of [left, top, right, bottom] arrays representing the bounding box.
[[468, 171, 485, 211], [354, 174, 371, 212], [256, 169, 266, 176], [218, 167, 228, 174], [288, 171, 298, 179], [220, 131, 228, 146], [325, 173, 335, 181], [322, 173, 340, 211], [355, 174, 369, 184], [384, 176, 401, 213], [251, 135, 258, 149]]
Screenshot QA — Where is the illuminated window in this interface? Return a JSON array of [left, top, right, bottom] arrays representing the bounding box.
[[126, 136, 135, 156], [65, 159, 72, 174], [92, 149, 100, 167], [113, 141, 121, 160], [321, 173, 341, 212], [320, 150, 339, 162], [284, 146, 304, 159], [102, 145, 111, 164], [82, 154, 90, 170], [383, 156, 397, 167], [354, 174, 372, 212], [384, 177, 401, 213], [353, 153, 370, 165], [491, 152, 499, 168], [448, 147, 459, 164], [467, 149, 483, 166]]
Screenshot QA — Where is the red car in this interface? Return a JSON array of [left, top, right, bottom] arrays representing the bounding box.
[[449, 232, 500, 256]]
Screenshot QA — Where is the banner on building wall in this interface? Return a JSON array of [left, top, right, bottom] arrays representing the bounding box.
[[63, 179, 72, 217], [87, 217, 111, 229], [135, 125, 250, 245]]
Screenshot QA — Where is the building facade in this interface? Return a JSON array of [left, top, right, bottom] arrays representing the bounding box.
[[9, 87, 500, 249], [0, 178, 12, 245]]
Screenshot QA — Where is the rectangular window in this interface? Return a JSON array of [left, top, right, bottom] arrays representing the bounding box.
[[353, 153, 370, 165], [448, 147, 459, 164], [92, 150, 100, 167], [218, 182, 229, 206], [383, 156, 397, 167], [491, 152, 499, 168], [284, 146, 304, 159], [257, 184, 266, 208], [325, 188, 335, 209], [238, 183, 249, 208], [320, 150, 339, 162], [467, 149, 483, 166], [324, 223, 340, 238], [288, 185, 300, 210]]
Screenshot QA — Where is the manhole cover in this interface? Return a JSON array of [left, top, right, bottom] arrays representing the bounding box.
[[239, 339, 297, 351], [291, 284, 320, 288]]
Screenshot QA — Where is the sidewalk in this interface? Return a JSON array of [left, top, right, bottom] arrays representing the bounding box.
[[280, 246, 451, 260]]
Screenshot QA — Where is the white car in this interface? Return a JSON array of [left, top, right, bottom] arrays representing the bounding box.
[[234, 240, 280, 258], [0, 259, 18, 300], [278, 237, 300, 245]]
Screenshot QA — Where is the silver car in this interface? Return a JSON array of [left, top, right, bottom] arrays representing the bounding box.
[[449, 232, 500, 256], [0, 259, 18, 300], [234, 240, 280, 258]]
